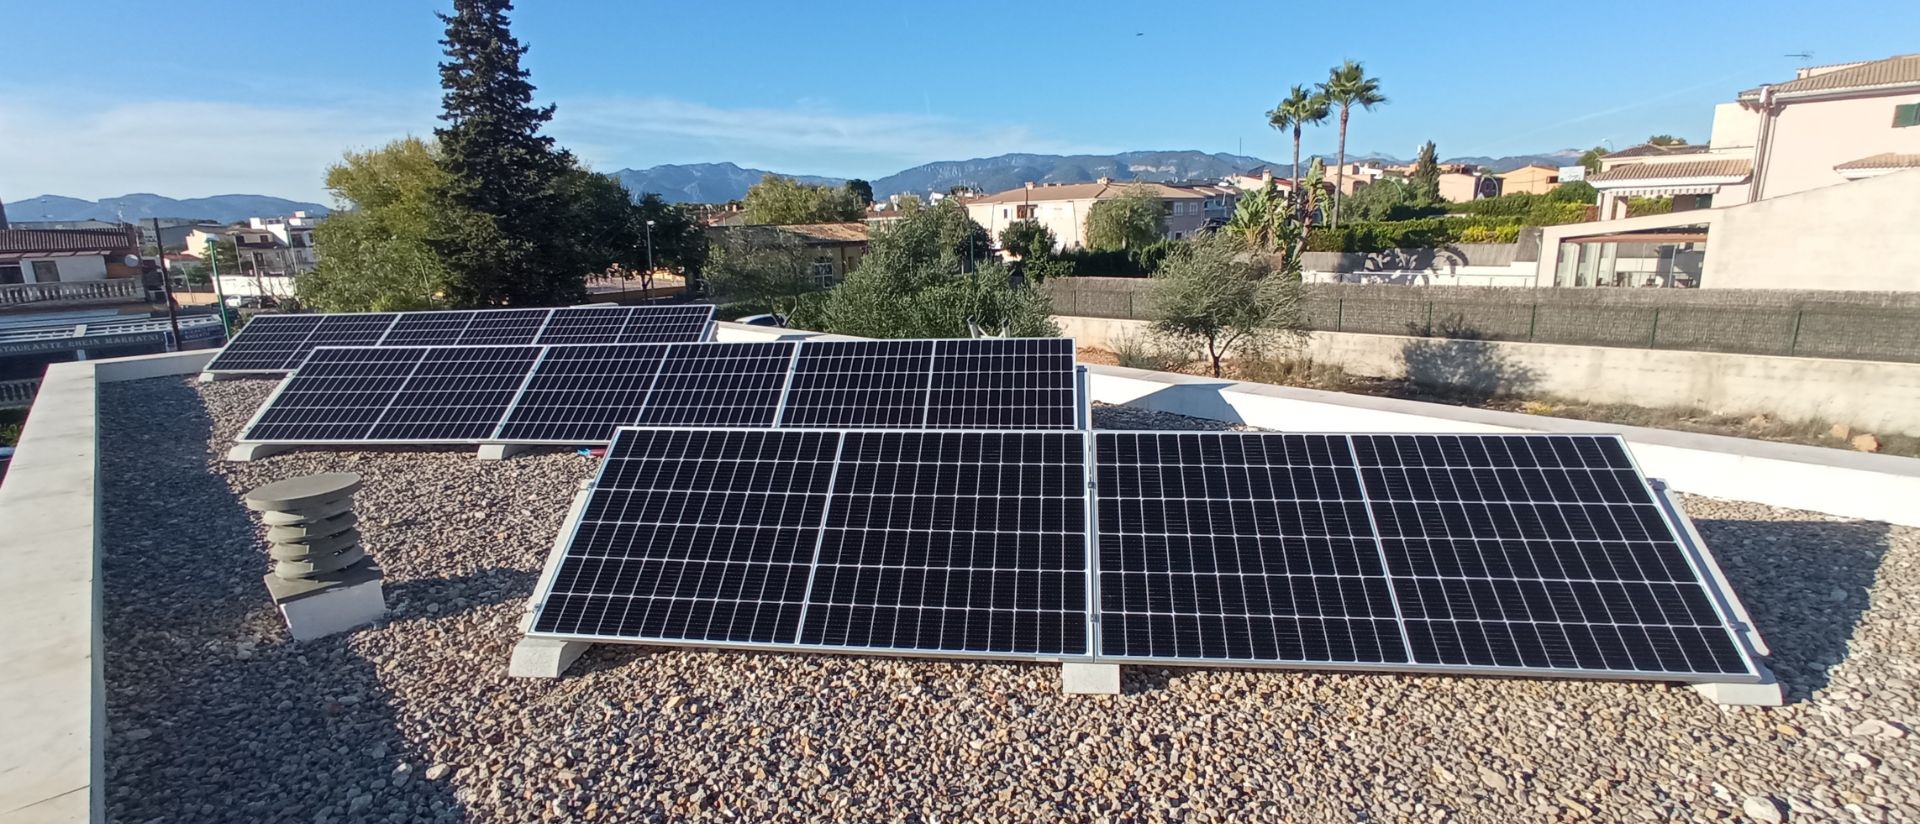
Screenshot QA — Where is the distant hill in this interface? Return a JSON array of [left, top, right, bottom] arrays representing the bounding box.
[[4, 193, 329, 224], [869, 150, 1278, 198], [12, 149, 1588, 217], [609, 163, 843, 205]]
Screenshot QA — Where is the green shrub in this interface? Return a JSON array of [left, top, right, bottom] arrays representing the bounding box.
[[1111, 331, 1192, 372]]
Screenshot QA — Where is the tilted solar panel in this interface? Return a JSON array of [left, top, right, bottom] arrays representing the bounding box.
[[203, 305, 715, 374], [1093, 432, 1759, 681], [529, 428, 1091, 657], [235, 337, 1083, 446]]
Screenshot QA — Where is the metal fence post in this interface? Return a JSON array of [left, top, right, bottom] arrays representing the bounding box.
[[1648, 307, 1661, 348], [1127, 290, 1134, 319], [1426, 302, 1435, 336], [1527, 303, 1539, 342], [1336, 299, 1344, 332], [1789, 310, 1803, 356]]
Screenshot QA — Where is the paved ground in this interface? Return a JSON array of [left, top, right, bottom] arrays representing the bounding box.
[[97, 378, 1916, 823]]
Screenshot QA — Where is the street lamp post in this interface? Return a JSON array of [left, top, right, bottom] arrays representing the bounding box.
[[643, 219, 656, 303]]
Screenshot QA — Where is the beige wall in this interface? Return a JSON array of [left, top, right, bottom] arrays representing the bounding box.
[[1709, 102, 1761, 151], [968, 195, 1205, 252], [1437, 172, 1482, 203], [1705, 168, 1920, 290], [1499, 167, 1560, 195], [1759, 92, 1920, 199]]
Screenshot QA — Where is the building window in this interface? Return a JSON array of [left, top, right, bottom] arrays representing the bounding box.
[[1015, 204, 1037, 219], [31, 260, 60, 282], [1894, 103, 1920, 128], [0, 264, 22, 285], [811, 259, 835, 287]]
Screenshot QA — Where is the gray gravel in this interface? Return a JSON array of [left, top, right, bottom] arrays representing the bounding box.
[[97, 378, 1918, 822]]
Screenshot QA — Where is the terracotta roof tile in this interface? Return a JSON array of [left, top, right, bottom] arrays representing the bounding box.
[[1833, 152, 1920, 171], [970, 181, 1204, 205], [0, 226, 141, 254], [1603, 143, 1711, 160], [1588, 159, 1752, 183], [1739, 54, 1920, 99], [779, 222, 870, 243]]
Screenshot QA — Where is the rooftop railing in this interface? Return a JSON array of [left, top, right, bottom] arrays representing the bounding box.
[[0, 278, 147, 308]]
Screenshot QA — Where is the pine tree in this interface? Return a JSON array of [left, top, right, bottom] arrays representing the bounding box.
[[429, 0, 577, 306], [1410, 141, 1442, 204]]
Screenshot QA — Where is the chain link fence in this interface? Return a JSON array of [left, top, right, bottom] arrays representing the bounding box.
[[1045, 279, 1920, 363]]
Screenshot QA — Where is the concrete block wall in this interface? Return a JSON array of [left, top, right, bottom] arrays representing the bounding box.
[[1056, 314, 1920, 437]]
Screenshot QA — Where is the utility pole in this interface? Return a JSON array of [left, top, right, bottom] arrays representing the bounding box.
[[207, 236, 232, 340], [644, 219, 656, 303], [152, 218, 183, 350]]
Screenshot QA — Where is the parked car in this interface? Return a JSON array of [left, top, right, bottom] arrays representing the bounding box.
[[734, 314, 787, 328]]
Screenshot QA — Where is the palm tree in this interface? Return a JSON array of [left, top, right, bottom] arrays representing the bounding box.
[[1266, 85, 1330, 205], [1317, 60, 1386, 228]]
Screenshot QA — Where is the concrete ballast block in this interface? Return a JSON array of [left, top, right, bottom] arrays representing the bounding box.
[[509, 638, 592, 678], [1061, 662, 1122, 694], [276, 577, 387, 641]]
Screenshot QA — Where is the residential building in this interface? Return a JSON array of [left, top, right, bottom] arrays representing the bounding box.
[[706, 222, 870, 288], [1543, 52, 1920, 290], [233, 212, 320, 275], [1164, 182, 1240, 226], [1498, 164, 1563, 195], [0, 225, 142, 286], [965, 179, 1208, 252]]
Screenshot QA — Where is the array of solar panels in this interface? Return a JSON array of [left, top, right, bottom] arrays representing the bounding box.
[[237, 338, 1080, 445], [528, 429, 1763, 684], [203, 305, 717, 373]]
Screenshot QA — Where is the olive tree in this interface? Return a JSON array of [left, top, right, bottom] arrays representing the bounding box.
[[1148, 233, 1305, 377]]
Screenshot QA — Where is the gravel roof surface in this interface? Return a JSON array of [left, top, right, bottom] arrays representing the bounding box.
[[98, 380, 1917, 823]]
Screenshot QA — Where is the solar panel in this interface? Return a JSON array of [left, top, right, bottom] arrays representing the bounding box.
[[458, 308, 549, 345], [926, 338, 1078, 429], [366, 346, 544, 440], [800, 430, 1089, 656], [1094, 432, 1406, 666], [236, 337, 1082, 446], [536, 307, 631, 345], [529, 428, 1090, 657], [204, 305, 716, 374], [202, 314, 327, 372], [609, 305, 716, 344], [493, 344, 670, 443], [1350, 434, 1752, 677], [382, 311, 476, 346], [778, 339, 933, 427], [1093, 432, 1760, 681], [634, 342, 797, 427], [244, 347, 427, 442]]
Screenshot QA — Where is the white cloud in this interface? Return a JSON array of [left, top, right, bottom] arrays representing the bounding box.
[[0, 95, 430, 203], [0, 93, 1096, 202]]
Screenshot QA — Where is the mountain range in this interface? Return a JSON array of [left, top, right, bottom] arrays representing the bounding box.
[[8, 149, 1585, 219], [609, 149, 1584, 203], [4, 193, 330, 224]]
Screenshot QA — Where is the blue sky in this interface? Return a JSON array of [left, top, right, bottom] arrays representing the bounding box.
[[3, 0, 1916, 202]]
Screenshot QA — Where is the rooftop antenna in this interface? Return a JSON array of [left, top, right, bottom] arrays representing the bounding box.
[[1785, 51, 1812, 62]]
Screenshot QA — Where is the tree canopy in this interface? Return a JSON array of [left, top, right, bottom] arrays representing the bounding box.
[[1085, 185, 1166, 251], [1318, 59, 1386, 228], [299, 137, 454, 312], [428, 0, 581, 307], [843, 178, 874, 206], [1149, 232, 1305, 377], [997, 220, 1057, 261], [743, 175, 866, 224], [815, 200, 1054, 339], [705, 226, 822, 318], [1647, 134, 1688, 146]]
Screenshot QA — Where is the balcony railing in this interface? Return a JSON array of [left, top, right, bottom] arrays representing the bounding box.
[[0, 278, 147, 308], [0, 378, 39, 409]]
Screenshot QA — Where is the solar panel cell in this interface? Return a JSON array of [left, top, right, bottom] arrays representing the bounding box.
[[382, 311, 476, 346], [457, 309, 548, 345], [612, 305, 715, 343], [536, 307, 631, 345]]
